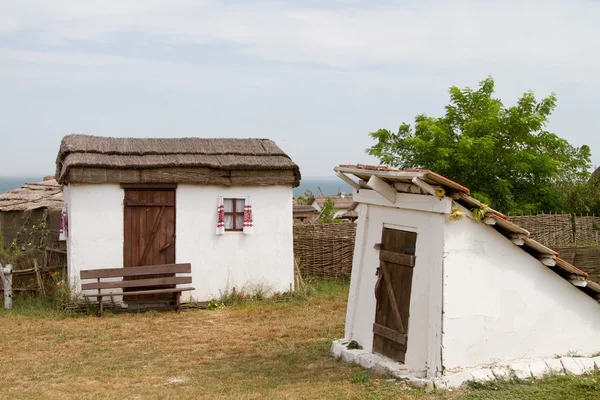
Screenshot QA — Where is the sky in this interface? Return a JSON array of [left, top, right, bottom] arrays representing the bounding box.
[[0, 0, 599, 177]]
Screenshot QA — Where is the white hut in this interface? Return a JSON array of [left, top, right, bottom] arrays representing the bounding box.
[[333, 164, 600, 384], [56, 134, 300, 301]]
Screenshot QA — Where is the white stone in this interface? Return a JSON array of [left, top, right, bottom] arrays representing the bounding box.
[[491, 366, 511, 380], [331, 340, 347, 358], [545, 359, 565, 375], [561, 357, 584, 375], [166, 377, 187, 385], [592, 356, 600, 370], [510, 363, 532, 380], [529, 361, 550, 379], [341, 348, 369, 364], [574, 358, 595, 374], [444, 371, 474, 388], [432, 379, 448, 390], [470, 369, 495, 382], [407, 377, 434, 390], [357, 353, 401, 375]]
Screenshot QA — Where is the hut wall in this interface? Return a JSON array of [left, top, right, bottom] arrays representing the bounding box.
[[345, 200, 445, 377], [442, 216, 600, 371], [65, 184, 125, 295], [176, 184, 294, 301], [65, 183, 294, 301]]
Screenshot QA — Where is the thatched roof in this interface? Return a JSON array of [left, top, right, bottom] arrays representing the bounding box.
[[312, 195, 354, 210], [0, 179, 63, 212], [56, 134, 300, 186]]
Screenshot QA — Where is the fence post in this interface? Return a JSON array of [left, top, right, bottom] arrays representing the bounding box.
[[0, 263, 13, 309]]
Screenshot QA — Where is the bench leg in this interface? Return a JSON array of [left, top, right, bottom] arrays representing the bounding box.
[[97, 296, 103, 317], [176, 292, 181, 313]]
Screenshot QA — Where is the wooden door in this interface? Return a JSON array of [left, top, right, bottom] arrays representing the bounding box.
[[372, 228, 417, 363], [124, 189, 176, 267], [124, 188, 176, 300]]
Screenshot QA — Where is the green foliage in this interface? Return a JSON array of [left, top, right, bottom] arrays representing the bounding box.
[[471, 204, 490, 221], [349, 369, 370, 384], [318, 198, 341, 224], [295, 190, 314, 205], [347, 340, 363, 350], [367, 77, 592, 214]]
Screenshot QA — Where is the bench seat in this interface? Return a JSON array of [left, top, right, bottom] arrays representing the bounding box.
[[80, 263, 194, 316]]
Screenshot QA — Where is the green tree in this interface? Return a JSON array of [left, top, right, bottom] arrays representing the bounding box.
[[317, 199, 339, 224], [367, 77, 592, 213]]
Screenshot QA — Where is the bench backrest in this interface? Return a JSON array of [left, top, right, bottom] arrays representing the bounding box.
[[80, 263, 192, 291]]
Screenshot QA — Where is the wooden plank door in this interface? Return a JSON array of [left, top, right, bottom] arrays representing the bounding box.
[[123, 188, 176, 300], [372, 227, 417, 363]]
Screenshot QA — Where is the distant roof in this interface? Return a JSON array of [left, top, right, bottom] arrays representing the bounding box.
[[341, 210, 359, 219], [55, 134, 300, 186], [312, 195, 354, 210], [293, 205, 318, 213], [0, 179, 63, 212], [336, 164, 600, 302]]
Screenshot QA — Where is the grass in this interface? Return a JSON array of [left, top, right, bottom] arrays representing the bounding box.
[[0, 279, 599, 399]]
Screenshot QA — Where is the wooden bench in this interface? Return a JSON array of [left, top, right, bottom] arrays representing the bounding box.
[[80, 263, 194, 316]]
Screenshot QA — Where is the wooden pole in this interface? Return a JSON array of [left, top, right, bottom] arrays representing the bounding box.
[[0, 263, 13, 309], [34, 259, 46, 298]]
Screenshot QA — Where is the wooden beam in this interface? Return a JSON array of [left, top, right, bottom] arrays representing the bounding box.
[[0, 263, 13, 309], [379, 262, 405, 333], [335, 171, 359, 190], [393, 182, 426, 195], [373, 323, 407, 346], [379, 250, 416, 267], [353, 189, 452, 214], [411, 177, 438, 197], [367, 175, 397, 203]]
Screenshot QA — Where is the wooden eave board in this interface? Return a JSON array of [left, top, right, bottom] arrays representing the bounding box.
[[457, 195, 508, 219], [490, 216, 530, 236], [523, 238, 558, 256], [555, 258, 588, 278], [585, 280, 600, 294]]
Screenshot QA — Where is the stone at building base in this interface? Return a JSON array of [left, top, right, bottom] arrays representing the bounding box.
[[331, 339, 600, 390]]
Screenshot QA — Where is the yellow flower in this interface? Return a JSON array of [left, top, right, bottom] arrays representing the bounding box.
[[435, 186, 446, 198], [449, 208, 465, 221]]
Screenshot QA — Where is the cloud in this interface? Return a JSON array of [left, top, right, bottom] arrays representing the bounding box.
[[0, 0, 598, 70]]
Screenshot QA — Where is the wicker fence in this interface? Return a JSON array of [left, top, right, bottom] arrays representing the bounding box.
[[293, 222, 356, 279], [509, 214, 600, 284], [554, 246, 600, 283], [509, 214, 600, 247]]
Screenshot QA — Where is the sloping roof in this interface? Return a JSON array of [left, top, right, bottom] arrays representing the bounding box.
[[55, 134, 300, 185], [335, 164, 600, 302], [0, 179, 63, 212], [293, 205, 318, 213], [312, 195, 354, 210]]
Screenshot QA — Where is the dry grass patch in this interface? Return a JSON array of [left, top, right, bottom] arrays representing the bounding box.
[[4, 280, 595, 400], [0, 281, 445, 400]]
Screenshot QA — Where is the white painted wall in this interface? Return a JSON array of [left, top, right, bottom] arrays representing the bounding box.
[[344, 191, 447, 376], [66, 183, 294, 302], [176, 184, 294, 301], [442, 217, 600, 371], [65, 184, 124, 295]]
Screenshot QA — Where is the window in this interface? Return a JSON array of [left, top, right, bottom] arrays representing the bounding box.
[[223, 198, 245, 231]]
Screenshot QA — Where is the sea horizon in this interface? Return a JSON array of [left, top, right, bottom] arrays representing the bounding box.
[[0, 175, 353, 198]]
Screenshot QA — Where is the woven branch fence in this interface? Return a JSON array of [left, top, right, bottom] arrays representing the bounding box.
[[293, 222, 356, 279], [509, 214, 600, 247], [554, 246, 600, 283], [509, 214, 600, 283]]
